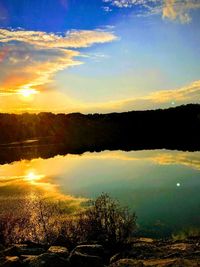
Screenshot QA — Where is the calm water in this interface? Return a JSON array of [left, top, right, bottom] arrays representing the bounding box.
[[0, 149, 200, 237]]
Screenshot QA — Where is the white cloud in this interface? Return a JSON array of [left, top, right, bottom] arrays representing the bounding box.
[[104, 0, 154, 8], [103, 0, 200, 23], [102, 6, 113, 12], [0, 29, 117, 48]]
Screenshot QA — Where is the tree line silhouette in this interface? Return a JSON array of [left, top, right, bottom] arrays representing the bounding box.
[[0, 104, 200, 163]]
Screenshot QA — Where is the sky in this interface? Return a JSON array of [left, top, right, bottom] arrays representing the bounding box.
[[0, 0, 200, 113]]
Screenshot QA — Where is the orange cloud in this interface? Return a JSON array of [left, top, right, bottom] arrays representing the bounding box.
[[0, 44, 81, 97], [0, 28, 117, 103]]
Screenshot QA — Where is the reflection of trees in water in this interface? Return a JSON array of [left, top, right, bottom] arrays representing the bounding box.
[[1, 104, 200, 165]]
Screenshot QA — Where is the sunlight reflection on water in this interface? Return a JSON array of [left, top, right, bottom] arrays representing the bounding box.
[[0, 149, 200, 237]]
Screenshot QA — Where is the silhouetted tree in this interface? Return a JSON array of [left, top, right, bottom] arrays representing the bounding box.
[[66, 194, 137, 246]]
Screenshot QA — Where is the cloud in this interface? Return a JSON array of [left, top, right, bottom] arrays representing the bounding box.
[[162, 0, 200, 23], [150, 150, 200, 170], [78, 150, 200, 171], [0, 28, 199, 114], [1, 79, 199, 114], [0, 28, 117, 97], [103, 0, 152, 8], [0, 29, 117, 48], [0, 156, 88, 209], [103, 0, 200, 23], [0, 43, 81, 95], [80, 80, 200, 113], [102, 6, 113, 12]]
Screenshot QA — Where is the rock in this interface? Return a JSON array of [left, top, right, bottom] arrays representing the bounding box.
[[3, 247, 19, 257], [1, 238, 200, 266], [23, 241, 45, 248], [110, 258, 200, 267], [69, 251, 104, 267], [52, 235, 72, 249], [141, 258, 200, 266], [47, 246, 69, 258], [0, 256, 22, 267], [110, 253, 121, 264], [0, 245, 5, 251], [20, 255, 37, 261], [170, 258, 200, 267], [128, 242, 160, 259], [23, 253, 70, 267], [138, 238, 154, 243], [109, 243, 156, 261], [109, 259, 144, 267], [72, 244, 104, 257], [15, 244, 46, 255], [3, 245, 45, 256], [169, 243, 194, 251], [159, 242, 198, 259]]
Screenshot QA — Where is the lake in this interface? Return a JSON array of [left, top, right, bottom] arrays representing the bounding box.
[[0, 149, 200, 238]]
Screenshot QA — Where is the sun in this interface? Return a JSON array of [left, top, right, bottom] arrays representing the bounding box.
[[27, 172, 37, 181], [18, 88, 38, 98], [26, 171, 45, 183]]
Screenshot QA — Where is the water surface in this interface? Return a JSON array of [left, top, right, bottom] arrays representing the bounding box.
[[0, 149, 200, 237]]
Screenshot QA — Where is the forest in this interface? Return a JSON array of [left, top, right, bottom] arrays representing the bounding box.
[[0, 104, 200, 154]]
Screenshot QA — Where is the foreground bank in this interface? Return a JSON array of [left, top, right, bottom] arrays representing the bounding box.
[[0, 236, 200, 267]]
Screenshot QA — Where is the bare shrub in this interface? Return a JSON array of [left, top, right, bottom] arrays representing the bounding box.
[[64, 193, 137, 246], [0, 193, 137, 246]]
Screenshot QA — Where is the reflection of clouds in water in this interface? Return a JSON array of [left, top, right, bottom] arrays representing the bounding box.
[[75, 150, 200, 171], [0, 149, 199, 200], [0, 150, 200, 185], [149, 151, 200, 171], [0, 162, 86, 213], [0, 170, 44, 184], [0, 149, 198, 213]]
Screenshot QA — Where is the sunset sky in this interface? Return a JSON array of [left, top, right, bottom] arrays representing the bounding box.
[[0, 0, 200, 113]]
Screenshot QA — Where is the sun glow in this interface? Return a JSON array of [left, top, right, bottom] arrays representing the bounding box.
[[26, 171, 45, 183], [18, 88, 39, 98]]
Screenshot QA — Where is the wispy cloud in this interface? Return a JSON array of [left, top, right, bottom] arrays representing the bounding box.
[[103, 0, 200, 23], [80, 80, 200, 113], [1, 79, 199, 114], [103, 0, 153, 8], [0, 29, 117, 48]]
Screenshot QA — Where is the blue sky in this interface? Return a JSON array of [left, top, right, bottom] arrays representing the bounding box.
[[0, 0, 200, 113], [0, 0, 113, 31]]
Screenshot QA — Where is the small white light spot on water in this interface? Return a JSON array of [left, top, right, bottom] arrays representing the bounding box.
[[176, 183, 181, 187]]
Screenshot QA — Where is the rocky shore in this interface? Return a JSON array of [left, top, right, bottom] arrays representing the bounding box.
[[0, 236, 200, 267]]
